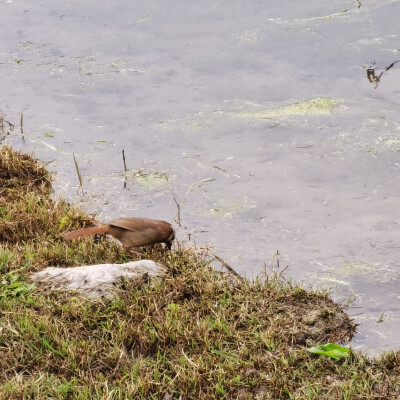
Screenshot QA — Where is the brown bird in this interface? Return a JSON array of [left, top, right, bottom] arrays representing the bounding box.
[[63, 217, 175, 252]]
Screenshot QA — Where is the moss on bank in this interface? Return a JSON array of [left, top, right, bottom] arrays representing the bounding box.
[[0, 145, 399, 399]]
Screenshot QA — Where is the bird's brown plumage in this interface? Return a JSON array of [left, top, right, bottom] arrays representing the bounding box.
[[63, 217, 174, 251]]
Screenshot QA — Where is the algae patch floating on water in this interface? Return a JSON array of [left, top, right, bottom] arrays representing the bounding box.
[[124, 169, 169, 189], [155, 97, 340, 133], [326, 261, 399, 284], [236, 97, 339, 119], [196, 195, 256, 218]]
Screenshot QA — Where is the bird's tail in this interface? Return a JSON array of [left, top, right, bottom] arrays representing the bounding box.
[[63, 225, 106, 240]]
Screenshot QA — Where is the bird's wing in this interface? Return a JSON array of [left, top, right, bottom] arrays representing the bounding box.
[[108, 217, 159, 233]]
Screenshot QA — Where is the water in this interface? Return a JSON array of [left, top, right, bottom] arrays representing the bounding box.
[[1, 0, 400, 354]]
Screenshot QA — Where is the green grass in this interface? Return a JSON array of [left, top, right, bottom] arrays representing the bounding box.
[[1, 145, 400, 399]]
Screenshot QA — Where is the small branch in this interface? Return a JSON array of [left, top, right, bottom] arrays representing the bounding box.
[[174, 177, 215, 226], [73, 153, 83, 194], [122, 149, 128, 172], [204, 248, 243, 280], [122, 149, 128, 189], [173, 196, 181, 226], [20, 111, 25, 144], [274, 250, 280, 269], [0, 114, 14, 137]]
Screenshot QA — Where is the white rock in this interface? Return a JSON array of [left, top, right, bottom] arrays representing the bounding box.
[[30, 260, 165, 299]]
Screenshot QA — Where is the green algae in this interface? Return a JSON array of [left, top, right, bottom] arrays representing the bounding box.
[[236, 97, 339, 120], [124, 169, 169, 189]]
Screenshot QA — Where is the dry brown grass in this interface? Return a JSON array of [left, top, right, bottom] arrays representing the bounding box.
[[0, 146, 96, 244], [0, 145, 51, 200]]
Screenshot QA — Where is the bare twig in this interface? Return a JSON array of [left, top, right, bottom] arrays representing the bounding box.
[[122, 149, 128, 188], [173, 196, 181, 226], [122, 149, 127, 172], [72, 153, 83, 194], [274, 250, 280, 269], [0, 114, 14, 137], [174, 177, 215, 226], [20, 111, 25, 144], [203, 247, 243, 280]]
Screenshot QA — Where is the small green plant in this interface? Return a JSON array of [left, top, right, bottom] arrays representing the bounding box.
[[307, 343, 350, 360], [0, 274, 35, 299]]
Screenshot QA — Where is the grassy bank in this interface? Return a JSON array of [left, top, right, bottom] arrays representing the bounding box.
[[0, 145, 399, 399]]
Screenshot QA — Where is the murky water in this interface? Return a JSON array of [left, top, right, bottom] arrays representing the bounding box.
[[1, 0, 400, 354]]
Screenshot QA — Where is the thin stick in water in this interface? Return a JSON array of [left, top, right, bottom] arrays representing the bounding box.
[[20, 112, 25, 144], [73, 153, 83, 194], [174, 177, 215, 226], [20, 112, 23, 134], [122, 149, 127, 172], [122, 149, 128, 188], [173, 197, 181, 226]]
